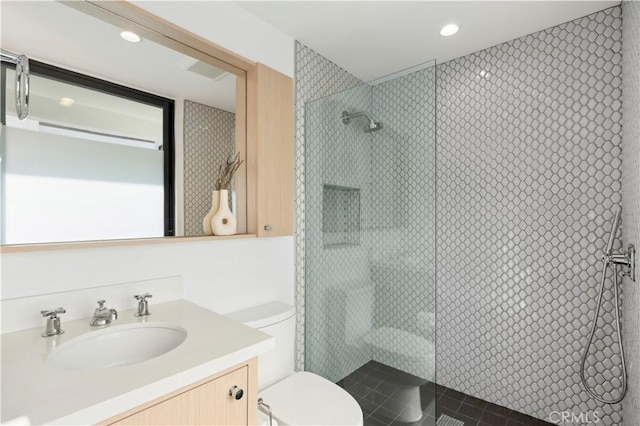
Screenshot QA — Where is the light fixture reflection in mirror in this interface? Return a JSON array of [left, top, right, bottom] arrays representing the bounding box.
[[0, 0, 242, 244], [120, 30, 142, 43]]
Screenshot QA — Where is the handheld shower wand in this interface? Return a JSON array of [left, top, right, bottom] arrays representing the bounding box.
[[604, 209, 621, 256], [579, 209, 634, 404]]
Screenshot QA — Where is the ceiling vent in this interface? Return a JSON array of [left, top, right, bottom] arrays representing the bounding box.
[[185, 60, 229, 81]]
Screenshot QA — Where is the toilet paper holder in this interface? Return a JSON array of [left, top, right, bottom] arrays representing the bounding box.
[[258, 397, 273, 426]]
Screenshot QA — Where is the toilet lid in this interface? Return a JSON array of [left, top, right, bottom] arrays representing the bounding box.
[[259, 372, 363, 426]]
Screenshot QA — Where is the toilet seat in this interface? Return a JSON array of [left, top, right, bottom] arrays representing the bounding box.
[[257, 372, 363, 426]]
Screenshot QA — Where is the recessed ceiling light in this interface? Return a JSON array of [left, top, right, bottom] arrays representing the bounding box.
[[120, 30, 141, 43], [440, 24, 459, 37], [59, 97, 75, 107]]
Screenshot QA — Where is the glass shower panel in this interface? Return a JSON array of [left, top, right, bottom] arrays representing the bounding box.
[[304, 61, 436, 425], [305, 82, 373, 381]]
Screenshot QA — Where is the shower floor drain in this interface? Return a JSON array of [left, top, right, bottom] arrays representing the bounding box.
[[436, 414, 465, 426]]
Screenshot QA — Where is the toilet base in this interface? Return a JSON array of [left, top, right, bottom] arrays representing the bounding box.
[[389, 385, 423, 422]]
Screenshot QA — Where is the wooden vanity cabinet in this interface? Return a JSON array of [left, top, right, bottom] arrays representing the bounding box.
[[102, 358, 257, 426]]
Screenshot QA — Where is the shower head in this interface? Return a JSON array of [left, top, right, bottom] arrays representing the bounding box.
[[605, 208, 622, 255], [341, 110, 383, 133], [365, 120, 383, 133]]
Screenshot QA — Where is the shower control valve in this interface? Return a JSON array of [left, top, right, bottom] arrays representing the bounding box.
[[624, 244, 635, 282], [606, 244, 635, 282]]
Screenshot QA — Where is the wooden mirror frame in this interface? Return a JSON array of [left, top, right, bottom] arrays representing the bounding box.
[[2, 0, 259, 253]]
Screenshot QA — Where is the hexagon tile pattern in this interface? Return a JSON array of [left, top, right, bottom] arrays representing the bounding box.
[[295, 5, 626, 426], [621, 1, 640, 425], [183, 100, 235, 236], [435, 6, 623, 425], [294, 42, 363, 371]]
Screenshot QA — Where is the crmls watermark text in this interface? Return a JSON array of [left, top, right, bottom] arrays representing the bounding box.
[[548, 410, 601, 424]]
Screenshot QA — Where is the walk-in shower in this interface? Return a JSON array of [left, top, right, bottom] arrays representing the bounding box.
[[341, 110, 383, 132], [300, 5, 635, 425], [580, 209, 635, 404]]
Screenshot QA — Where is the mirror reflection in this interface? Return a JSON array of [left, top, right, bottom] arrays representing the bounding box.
[[0, 0, 240, 244]]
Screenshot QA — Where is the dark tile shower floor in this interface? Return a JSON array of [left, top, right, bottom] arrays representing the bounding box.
[[337, 361, 553, 426]]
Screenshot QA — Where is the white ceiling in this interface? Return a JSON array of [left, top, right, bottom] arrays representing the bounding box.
[[1, 1, 620, 104], [1, 0, 236, 112], [238, 1, 620, 82]]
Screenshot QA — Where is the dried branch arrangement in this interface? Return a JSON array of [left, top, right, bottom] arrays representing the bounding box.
[[216, 152, 244, 190]]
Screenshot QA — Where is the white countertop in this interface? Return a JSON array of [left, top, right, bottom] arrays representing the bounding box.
[[1, 300, 274, 425]]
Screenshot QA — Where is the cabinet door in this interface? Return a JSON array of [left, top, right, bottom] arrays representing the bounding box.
[[112, 366, 249, 425], [247, 63, 294, 237]]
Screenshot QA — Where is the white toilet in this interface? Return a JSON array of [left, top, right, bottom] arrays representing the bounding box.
[[336, 283, 435, 381], [227, 302, 363, 426]]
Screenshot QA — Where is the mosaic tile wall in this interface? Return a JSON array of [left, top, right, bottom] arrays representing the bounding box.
[[621, 1, 640, 425], [293, 42, 363, 371], [183, 100, 235, 236], [435, 7, 623, 425], [295, 5, 625, 425]]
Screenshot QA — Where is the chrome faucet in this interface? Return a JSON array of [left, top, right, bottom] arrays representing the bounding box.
[[41, 307, 66, 337], [90, 300, 118, 327], [134, 293, 153, 317]]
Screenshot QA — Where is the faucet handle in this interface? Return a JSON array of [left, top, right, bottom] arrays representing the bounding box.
[[134, 293, 152, 317], [41, 307, 66, 318], [134, 293, 153, 301], [96, 299, 106, 309], [41, 307, 65, 337]]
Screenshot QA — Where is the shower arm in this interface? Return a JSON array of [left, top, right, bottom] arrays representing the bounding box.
[[341, 111, 372, 125], [341, 110, 383, 132], [1, 49, 30, 121]]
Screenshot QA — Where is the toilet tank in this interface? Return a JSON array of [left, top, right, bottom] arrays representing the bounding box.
[[227, 302, 296, 390]]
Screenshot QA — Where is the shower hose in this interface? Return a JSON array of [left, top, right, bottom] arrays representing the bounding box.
[[579, 260, 627, 404]]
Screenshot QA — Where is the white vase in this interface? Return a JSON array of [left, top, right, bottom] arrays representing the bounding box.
[[202, 189, 220, 236], [211, 189, 237, 236]]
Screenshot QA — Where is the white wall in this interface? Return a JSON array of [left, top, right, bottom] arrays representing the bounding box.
[[1, 236, 294, 313], [132, 1, 295, 77]]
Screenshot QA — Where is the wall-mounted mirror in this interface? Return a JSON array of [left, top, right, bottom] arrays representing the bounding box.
[[0, 0, 245, 245]]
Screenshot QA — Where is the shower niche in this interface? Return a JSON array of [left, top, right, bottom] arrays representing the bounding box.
[[322, 184, 360, 247]]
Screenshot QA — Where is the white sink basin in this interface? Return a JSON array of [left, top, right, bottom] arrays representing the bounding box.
[[48, 322, 187, 371]]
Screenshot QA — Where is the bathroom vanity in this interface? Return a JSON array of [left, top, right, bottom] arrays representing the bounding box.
[[102, 360, 256, 425], [1, 300, 273, 425], [0, 3, 286, 424]]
